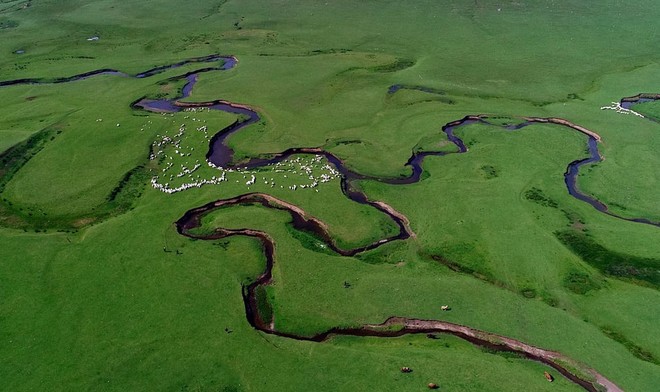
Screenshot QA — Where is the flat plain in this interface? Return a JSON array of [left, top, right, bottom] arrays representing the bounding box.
[[0, 1, 659, 391]]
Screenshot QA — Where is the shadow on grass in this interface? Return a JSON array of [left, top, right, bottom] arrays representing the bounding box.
[[599, 326, 658, 365], [0, 128, 153, 231], [555, 230, 659, 289]]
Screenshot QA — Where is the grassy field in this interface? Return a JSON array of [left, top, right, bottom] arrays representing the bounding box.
[[1, 0, 659, 391]]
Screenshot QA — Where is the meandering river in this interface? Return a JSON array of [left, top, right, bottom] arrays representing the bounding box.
[[3, 54, 646, 391]]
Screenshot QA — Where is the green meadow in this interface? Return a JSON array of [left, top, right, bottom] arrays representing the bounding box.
[[1, 1, 659, 391]]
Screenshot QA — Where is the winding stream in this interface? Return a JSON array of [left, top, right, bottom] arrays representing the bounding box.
[[2, 54, 651, 391], [175, 192, 617, 392], [3, 54, 655, 227], [619, 93, 660, 110], [133, 62, 658, 228]]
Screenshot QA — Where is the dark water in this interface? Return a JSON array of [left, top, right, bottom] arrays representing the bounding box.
[[565, 137, 606, 210], [388, 84, 445, 95], [0, 54, 236, 87], [620, 96, 658, 110]]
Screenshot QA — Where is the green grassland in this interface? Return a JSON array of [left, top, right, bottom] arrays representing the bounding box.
[[1, 0, 659, 391], [633, 100, 660, 120]]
